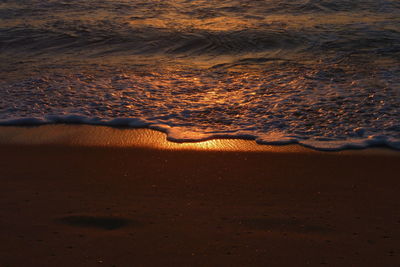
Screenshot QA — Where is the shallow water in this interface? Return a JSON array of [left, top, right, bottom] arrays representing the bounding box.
[[1, 0, 399, 150]]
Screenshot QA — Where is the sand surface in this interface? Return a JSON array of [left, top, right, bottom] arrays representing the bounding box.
[[0, 125, 400, 266]]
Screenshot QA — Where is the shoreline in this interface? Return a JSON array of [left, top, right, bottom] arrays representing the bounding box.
[[0, 124, 398, 154]]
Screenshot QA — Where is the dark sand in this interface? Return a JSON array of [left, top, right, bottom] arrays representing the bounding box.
[[0, 125, 400, 266]]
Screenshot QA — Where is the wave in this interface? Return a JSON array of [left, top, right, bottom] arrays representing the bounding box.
[[2, 0, 399, 61], [0, 24, 305, 58], [2, 22, 398, 64]]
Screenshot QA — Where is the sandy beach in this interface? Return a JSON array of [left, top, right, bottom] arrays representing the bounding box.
[[0, 125, 400, 266]]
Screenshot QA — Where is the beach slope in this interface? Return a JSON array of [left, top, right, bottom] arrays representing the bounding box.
[[0, 125, 399, 266]]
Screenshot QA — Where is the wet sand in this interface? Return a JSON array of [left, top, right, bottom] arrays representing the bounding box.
[[0, 125, 400, 266]]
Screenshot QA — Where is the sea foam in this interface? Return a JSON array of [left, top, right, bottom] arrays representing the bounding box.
[[1, 66, 399, 151]]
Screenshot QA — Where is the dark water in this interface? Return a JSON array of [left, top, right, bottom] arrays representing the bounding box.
[[1, 0, 399, 150]]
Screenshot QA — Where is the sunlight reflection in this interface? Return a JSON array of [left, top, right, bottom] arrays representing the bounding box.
[[0, 125, 307, 152], [129, 13, 391, 32], [129, 17, 252, 31]]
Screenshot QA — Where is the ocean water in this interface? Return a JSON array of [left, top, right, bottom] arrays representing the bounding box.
[[0, 0, 399, 150]]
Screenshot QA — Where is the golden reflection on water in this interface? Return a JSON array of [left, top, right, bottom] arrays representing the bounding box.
[[1, 125, 398, 154], [129, 13, 392, 31], [130, 17, 251, 31], [0, 125, 307, 152]]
